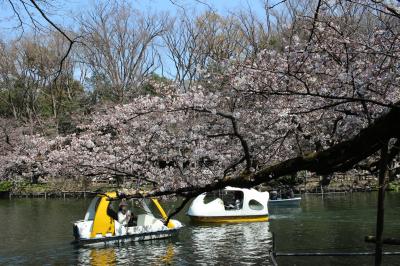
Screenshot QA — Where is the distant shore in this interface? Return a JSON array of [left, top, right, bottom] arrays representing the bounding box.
[[1, 176, 399, 199], [0, 180, 114, 199]]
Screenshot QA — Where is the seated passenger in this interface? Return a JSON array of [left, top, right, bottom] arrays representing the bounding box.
[[118, 199, 131, 226], [118, 199, 137, 227], [224, 191, 243, 210], [289, 188, 294, 198], [270, 191, 278, 200], [234, 191, 242, 210]]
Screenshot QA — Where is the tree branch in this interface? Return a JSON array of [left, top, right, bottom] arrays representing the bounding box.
[[124, 104, 400, 199], [29, 0, 78, 81], [308, 0, 323, 43], [164, 196, 194, 225], [192, 107, 252, 171]]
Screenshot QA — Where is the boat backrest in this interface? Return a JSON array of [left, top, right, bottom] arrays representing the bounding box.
[[84, 196, 101, 221], [137, 214, 158, 226], [90, 192, 116, 238]]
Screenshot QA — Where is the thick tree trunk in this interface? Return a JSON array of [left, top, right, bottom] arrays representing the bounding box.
[[51, 89, 57, 119]]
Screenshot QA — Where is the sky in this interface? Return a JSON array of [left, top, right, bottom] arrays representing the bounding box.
[[0, 0, 270, 34]]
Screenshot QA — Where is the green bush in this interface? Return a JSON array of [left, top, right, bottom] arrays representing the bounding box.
[[388, 182, 400, 192], [0, 181, 13, 192]]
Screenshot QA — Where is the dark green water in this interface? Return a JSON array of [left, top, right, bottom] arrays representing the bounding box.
[[0, 193, 399, 265]]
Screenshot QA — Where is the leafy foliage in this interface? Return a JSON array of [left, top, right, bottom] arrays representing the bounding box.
[[0, 181, 13, 192]]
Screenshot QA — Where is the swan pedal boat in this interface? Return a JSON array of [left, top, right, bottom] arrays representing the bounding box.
[[187, 187, 269, 223], [72, 192, 183, 247]]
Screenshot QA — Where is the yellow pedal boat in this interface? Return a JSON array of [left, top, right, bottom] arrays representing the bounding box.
[[72, 192, 183, 246]]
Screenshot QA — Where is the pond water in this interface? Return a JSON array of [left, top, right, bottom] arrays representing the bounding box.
[[0, 192, 399, 265]]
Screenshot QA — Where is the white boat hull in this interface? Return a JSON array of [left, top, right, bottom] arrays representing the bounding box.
[[72, 227, 180, 247], [73, 214, 183, 247], [187, 187, 269, 223]]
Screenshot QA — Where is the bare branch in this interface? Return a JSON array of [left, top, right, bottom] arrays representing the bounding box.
[[28, 0, 78, 81]]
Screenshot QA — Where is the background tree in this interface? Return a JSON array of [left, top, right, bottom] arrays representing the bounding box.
[[78, 1, 168, 102]]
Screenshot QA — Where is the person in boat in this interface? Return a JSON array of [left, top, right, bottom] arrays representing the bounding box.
[[270, 191, 278, 200], [281, 186, 294, 199], [224, 191, 243, 210], [234, 191, 242, 209], [289, 188, 294, 198], [118, 199, 136, 227]]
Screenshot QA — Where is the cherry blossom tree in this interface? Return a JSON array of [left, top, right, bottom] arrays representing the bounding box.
[[1, 0, 400, 198]]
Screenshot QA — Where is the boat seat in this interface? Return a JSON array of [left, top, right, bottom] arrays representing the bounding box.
[[137, 214, 159, 226], [137, 214, 163, 226]]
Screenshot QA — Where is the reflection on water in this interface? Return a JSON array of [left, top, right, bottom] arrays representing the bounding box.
[[76, 240, 179, 265], [74, 223, 272, 265], [269, 206, 302, 220], [190, 222, 272, 265], [90, 248, 116, 266], [159, 243, 175, 265]]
